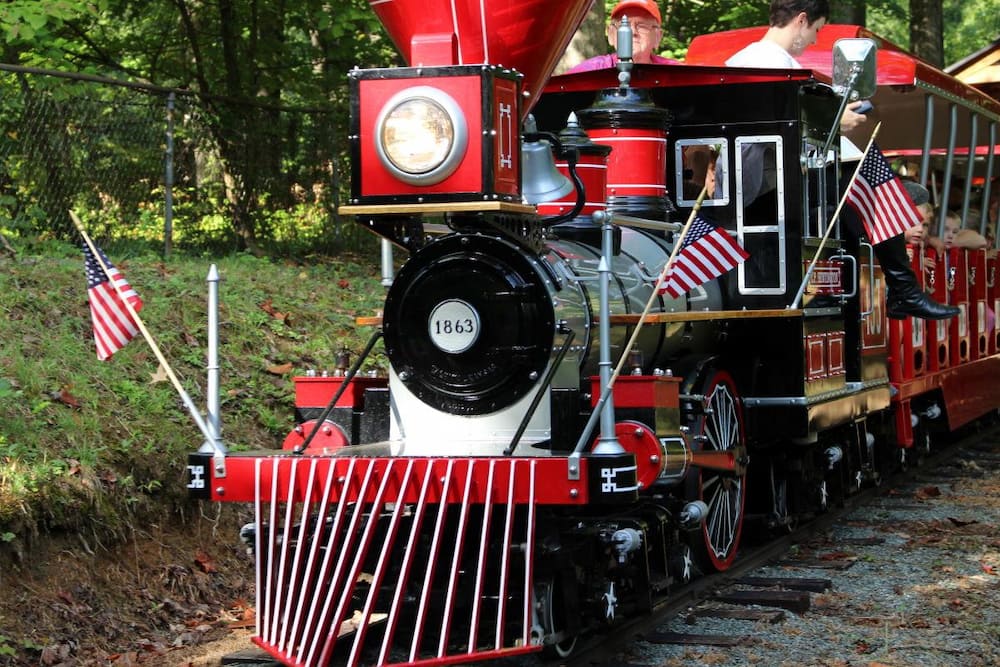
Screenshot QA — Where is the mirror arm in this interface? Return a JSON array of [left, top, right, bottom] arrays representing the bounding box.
[[820, 66, 861, 161]]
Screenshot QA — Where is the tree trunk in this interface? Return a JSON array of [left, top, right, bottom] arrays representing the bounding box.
[[910, 0, 944, 67], [553, 1, 609, 75], [829, 0, 865, 25]]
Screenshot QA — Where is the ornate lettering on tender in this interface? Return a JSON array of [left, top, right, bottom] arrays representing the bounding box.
[[805, 260, 843, 295], [187, 464, 206, 490], [600, 465, 638, 493], [498, 102, 513, 169], [863, 276, 884, 343]]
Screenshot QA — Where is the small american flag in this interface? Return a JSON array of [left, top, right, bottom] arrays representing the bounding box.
[[659, 214, 749, 297], [84, 244, 143, 360], [846, 142, 922, 245]]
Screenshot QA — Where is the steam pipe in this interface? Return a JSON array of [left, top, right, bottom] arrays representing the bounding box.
[[539, 145, 586, 227]]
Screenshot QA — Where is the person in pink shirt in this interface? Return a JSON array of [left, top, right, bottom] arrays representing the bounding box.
[[567, 0, 680, 73]]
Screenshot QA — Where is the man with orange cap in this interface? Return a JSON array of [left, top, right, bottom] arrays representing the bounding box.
[[568, 0, 678, 73]]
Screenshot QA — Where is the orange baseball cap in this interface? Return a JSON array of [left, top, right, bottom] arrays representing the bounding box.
[[610, 0, 661, 23]]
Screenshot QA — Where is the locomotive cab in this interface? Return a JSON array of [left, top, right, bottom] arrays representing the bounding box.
[[534, 42, 887, 447]]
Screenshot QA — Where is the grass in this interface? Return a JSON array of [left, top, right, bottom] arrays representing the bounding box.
[[0, 240, 388, 549]]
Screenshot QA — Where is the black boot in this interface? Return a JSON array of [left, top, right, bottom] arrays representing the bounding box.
[[876, 235, 959, 320]]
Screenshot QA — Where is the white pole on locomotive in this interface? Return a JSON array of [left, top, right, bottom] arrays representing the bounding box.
[[592, 17, 639, 455], [206, 264, 222, 444], [70, 211, 226, 475], [573, 18, 639, 456], [592, 213, 625, 454], [380, 239, 394, 287]]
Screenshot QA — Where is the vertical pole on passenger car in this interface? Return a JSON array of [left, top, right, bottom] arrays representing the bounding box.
[[961, 114, 979, 226], [984, 123, 998, 240], [920, 94, 934, 199]]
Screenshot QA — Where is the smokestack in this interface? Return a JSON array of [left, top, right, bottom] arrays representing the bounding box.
[[370, 0, 593, 118]]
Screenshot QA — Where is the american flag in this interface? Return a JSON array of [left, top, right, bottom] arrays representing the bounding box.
[[84, 244, 143, 360], [846, 142, 922, 245], [659, 214, 749, 297]]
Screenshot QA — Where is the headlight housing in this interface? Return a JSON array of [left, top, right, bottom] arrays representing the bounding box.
[[375, 86, 468, 185]]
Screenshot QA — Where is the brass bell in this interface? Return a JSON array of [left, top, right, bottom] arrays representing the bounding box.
[[520, 115, 574, 205]]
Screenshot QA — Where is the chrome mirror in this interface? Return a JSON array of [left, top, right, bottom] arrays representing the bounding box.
[[832, 38, 877, 100]]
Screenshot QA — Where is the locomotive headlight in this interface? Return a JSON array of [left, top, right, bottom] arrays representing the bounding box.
[[375, 86, 468, 185]]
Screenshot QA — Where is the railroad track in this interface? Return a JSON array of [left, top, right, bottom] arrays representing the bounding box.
[[559, 421, 1000, 667]]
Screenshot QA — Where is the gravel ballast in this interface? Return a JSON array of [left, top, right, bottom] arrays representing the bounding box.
[[625, 441, 1000, 667]]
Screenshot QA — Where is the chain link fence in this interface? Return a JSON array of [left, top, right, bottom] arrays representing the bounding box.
[[0, 64, 364, 254]]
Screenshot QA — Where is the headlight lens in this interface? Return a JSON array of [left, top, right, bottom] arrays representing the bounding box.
[[375, 86, 468, 185], [381, 98, 453, 174]]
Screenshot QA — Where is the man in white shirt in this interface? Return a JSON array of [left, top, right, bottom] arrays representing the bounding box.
[[726, 0, 866, 132], [723, 0, 957, 319]]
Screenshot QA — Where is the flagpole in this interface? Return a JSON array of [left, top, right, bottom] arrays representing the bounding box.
[[611, 186, 708, 382], [70, 211, 227, 476], [572, 188, 711, 454], [790, 122, 882, 309]]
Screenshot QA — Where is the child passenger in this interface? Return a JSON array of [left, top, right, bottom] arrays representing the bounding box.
[[942, 211, 988, 250]]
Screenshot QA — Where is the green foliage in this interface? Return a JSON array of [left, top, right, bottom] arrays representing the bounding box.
[[656, 0, 998, 65], [942, 0, 1000, 65], [0, 1, 101, 46], [0, 240, 386, 541]]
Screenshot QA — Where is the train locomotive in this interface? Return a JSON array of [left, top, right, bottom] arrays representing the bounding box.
[[185, 2, 1000, 665]]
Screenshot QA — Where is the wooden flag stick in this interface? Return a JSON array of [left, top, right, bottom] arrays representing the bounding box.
[[70, 211, 226, 472], [790, 122, 882, 309], [609, 185, 709, 385]]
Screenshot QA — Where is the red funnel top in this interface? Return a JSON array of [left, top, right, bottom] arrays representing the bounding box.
[[372, 0, 593, 117]]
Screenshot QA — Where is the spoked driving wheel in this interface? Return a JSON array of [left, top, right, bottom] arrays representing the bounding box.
[[684, 368, 747, 571]]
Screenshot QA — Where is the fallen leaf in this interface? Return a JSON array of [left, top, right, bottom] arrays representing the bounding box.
[[915, 485, 941, 499], [51, 386, 82, 409], [40, 643, 73, 666], [947, 517, 978, 527], [266, 362, 293, 375], [259, 298, 289, 323], [194, 551, 216, 573], [149, 364, 169, 384], [108, 651, 140, 666]]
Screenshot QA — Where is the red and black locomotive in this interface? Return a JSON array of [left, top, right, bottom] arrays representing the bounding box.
[[186, 2, 1000, 665]]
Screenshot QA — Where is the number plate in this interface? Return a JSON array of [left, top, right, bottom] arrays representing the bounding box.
[[428, 299, 480, 353]]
